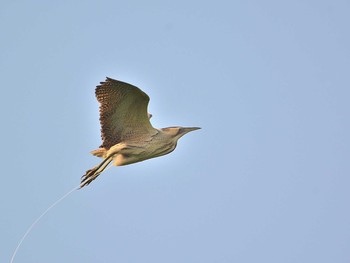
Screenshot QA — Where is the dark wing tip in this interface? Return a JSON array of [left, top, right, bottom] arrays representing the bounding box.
[[95, 77, 150, 101], [96, 77, 115, 87]]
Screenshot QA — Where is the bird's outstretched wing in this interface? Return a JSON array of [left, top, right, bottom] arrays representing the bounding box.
[[96, 77, 156, 149]]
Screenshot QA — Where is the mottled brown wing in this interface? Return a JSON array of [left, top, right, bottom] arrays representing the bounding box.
[[96, 77, 156, 149]]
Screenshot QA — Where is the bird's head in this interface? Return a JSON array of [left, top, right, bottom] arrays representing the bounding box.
[[161, 126, 201, 140]]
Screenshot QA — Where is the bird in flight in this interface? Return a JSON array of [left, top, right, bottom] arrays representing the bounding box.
[[81, 77, 200, 188]]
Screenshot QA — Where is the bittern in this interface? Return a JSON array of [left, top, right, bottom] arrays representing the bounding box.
[[81, 77, 200, 188]]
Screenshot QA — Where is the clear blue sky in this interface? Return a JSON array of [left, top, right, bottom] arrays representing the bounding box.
[[2, 1, 350, 262]]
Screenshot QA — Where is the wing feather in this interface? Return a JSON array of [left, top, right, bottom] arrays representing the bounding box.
[[96, 77, 156, 149]]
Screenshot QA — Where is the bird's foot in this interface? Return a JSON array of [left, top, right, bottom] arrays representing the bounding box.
[[80, 167, 101, 188]]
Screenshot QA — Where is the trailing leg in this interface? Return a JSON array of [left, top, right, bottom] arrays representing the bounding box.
[[80, 156, 113, 188]]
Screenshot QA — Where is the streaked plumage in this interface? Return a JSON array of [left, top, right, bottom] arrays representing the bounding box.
[[81, 77, 200, 188]]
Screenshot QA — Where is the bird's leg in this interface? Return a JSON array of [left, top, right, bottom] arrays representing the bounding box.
[[80, 143, 128, 188], [80, 156, 113, 188]]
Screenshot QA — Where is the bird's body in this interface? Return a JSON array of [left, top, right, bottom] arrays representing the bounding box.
[[80, 77, 199, 188]]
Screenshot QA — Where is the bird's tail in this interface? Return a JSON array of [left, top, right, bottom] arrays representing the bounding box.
[[90, 148, 107, 158], [80, 156, 113, 188]]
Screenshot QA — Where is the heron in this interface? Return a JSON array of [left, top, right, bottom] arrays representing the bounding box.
[[80, 77, 200, 188]]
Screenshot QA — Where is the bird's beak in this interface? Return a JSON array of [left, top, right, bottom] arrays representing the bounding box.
[[180, 127, 201, 135]]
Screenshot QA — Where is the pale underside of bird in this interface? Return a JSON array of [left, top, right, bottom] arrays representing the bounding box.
[[80, 77, 200, 188]]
